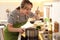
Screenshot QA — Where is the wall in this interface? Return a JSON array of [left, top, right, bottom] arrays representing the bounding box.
[[50, 2, 60, 32], [0, 2, 20, 20]]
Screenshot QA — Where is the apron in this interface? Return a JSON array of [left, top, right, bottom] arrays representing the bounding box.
[[4, 21, 26, 40]]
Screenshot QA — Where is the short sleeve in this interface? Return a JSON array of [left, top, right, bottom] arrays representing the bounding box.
[[8, 13, 15, 24]]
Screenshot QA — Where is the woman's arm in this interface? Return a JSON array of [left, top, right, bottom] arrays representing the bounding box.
[[7, 23, 24, 33]]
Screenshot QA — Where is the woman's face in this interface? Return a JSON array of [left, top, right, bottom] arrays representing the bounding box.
[[22, 4, 32, 15]]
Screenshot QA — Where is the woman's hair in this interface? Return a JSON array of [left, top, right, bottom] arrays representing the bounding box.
[[21, 0, 33, 8], [16, 6, 20, 10]]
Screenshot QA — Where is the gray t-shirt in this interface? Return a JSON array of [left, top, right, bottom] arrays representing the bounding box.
[[8, 9, 34, 24]]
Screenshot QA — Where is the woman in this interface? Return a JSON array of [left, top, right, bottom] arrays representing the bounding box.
[[4, 0, 34, 40]]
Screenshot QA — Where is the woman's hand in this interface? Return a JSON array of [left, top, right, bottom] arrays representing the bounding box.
[[18, 28, 24, 34]]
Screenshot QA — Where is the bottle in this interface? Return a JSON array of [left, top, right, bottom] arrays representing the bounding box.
[[35, 6, 40, 20], [54, 21, 59, 32]]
